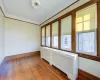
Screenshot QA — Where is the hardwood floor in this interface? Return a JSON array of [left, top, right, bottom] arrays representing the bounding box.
[[0, 55, 69, 80]]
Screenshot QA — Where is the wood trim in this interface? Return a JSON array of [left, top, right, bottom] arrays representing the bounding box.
[[45, 26, 46, 46], [4, 51, 40, 61], [58, 20, 61, 49], [77, 69, 100, 80], [39, 0, 79, 26], [41, 27, 42, 46], [72, 12, 76, 53], [50, 24, 52, 48], [77, 52, 100, 62], [97, 0, 100, 56], [41, 27, 45, 46]]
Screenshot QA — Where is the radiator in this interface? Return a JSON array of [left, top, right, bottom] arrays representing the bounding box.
[[40, 47, 78, 80]]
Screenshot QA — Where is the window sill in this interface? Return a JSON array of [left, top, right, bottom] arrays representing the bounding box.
[[60, 49, 72, 53], [76, 52, 100, 62]]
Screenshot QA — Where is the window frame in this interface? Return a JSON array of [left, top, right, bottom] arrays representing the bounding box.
[[76, 5, 97, 56], [60, 15, 72, 51], [51, 21, 59, 49], [46, 25, 50, 47], [41, 27, 46, 46]]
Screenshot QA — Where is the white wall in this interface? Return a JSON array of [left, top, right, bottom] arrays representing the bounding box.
[[40, 0, 100, 78], [0, 8, 5, 64], [5, 18, 40, 56], [79, 57, 100, 77]]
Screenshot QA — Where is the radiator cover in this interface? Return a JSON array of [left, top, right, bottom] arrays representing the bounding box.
[[40, 47, 78, 80]]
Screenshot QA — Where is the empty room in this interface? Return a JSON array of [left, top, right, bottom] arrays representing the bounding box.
[[0, 0, 100, 80]]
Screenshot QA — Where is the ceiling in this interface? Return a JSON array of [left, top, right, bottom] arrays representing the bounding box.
[[0, 0, 77, 24]]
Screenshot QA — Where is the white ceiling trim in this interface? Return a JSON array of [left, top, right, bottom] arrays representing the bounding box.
[[0, 0, 39, 25]]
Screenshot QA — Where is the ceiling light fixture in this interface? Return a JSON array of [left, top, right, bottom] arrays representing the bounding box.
[[32, 0, 41, 9]]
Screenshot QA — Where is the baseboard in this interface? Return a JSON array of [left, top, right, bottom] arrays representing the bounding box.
[[77, 69, 100, 80], [4, 51, 40, 61]]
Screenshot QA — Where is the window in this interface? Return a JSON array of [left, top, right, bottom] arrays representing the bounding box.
[[61, 15, 72, 50], [42, 27, 45, 46], [52, 21, 58, 48], [76, 5, 97, 56], [46, 25, 50, 47]]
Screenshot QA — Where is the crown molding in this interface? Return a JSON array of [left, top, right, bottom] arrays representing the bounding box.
[[0, 0, 39, 25]]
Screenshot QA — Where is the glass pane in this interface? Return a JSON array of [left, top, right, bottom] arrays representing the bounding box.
[[52, 21, 58, 36], [76, 4, 97, 56], [42, 37, 45, 45], [42, 27, 45, 37], [46, 25, 50, 46], [77, 32, 97, 56], [76, 17, 82, 23], [77, 34, 83, 51], [46, 37, 50, 47], [76, 5, 97, 32], [84, 21, 90, 31], [84, 14, 90, 21], [46, 25, 50, 37], [52, 36, 58, 48], [76, 23, 83, 32], [82, 32, 95, 53], [61, 35, 71, 50], [42, 27, 45, 45], [52, 21, 58, 48], [61, 15, 72, 35]]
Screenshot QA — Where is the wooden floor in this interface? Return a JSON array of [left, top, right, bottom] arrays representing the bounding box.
[[0, 55, 69, 80]]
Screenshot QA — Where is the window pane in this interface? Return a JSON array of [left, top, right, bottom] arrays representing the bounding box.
[[42, 27, 45, 45], [77, 32, 96, 56], [52, 36, 58, 48], [82, 32, 95, 53], [61, 35, 71, 50], [76, 17, 82, 23], [76, 23, 83, 32], [76, 4, 97, 32], [52, 21, 58, 36], [84, 14, 90, 21], [52, 21, 58, 48], [61, 15, 72, 50], [76, 4, 97, 56], [61, 15, 72, 35], [42, 37, 45, 45], [46, 25, 50, 46], [84, 21, 90, 31], [46, 37, 50, 47]]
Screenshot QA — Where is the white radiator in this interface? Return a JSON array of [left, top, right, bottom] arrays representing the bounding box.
[[40, 47, 78, 80]]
